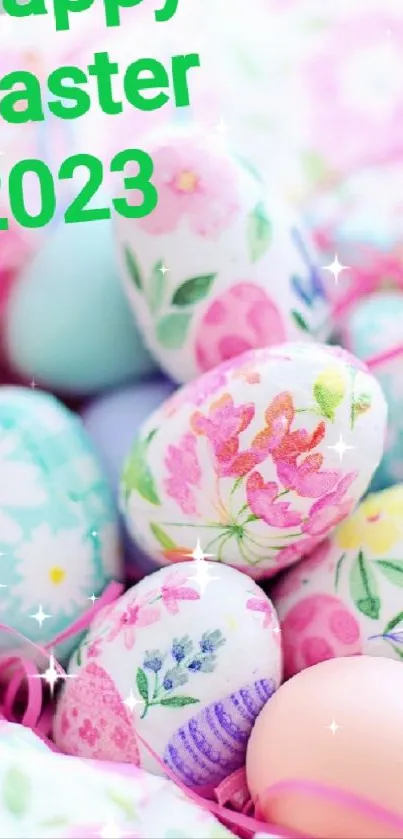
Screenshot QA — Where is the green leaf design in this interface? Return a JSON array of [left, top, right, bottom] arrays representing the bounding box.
[[160, 695, 200, 708], [147, 260, 166, 313], [334, 553, 346, 592], [235, 155, 262, 182], [349, 551, 380, 620], [125, 246, 142, 291], [155, 312, 192, 349], [384, 611, 403, 635], [75, 645, 82, 667], [2, 766, 31, 817], [291, 310, 310, 332], [375, 560, 403, 587], [247, 202, 272, 262], [136, 667, 149, 703], [150, 523, 177, 550], [313, 365, 345, 420], [351, 392, 372, 427], [107, 788, 137, 820], [122, 437, 160, 505], [172, 274, 216, 306]]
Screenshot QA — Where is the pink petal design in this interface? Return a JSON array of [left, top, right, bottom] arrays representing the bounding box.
[[246, 472, 303, 528], [53, 662, 140, 764]]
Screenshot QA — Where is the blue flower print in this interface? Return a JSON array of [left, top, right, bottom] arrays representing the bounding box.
[[136, 628, 227, 718]]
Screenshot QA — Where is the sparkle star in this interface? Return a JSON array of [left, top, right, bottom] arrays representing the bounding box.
[[30, 653, 76, 698], [188, 539, 214, 563], [30, 379, 37, 390], [88, 593, 98, 605], [30, 605, 51, 627], [322, 254, 349, 285], [158, 263, 170, 275], [188, 539, 219, 594], [327, 719, 340, 736], [328, 434, 355, 462], [123, 689, 144, 713]]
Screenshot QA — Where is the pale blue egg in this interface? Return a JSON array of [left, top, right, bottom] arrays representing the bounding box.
[[343, 292, 403, 491], [5, 218, 156, 395], [81, 377, 174, 580], [0, 386, 123, 660]]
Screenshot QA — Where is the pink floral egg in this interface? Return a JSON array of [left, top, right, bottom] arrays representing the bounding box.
[[277, 593, 362, 679], [121, 341, 386, 579], [115, 129, 330, 383], [54, 562, 282, 786], [195, 283, 286, 372], [272, 484, 403, 674]]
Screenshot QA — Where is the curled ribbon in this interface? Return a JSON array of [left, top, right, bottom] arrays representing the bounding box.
[[1, 586, 403, 839]]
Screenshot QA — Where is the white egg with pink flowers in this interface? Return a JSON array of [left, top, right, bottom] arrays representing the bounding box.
[[115, 128, 331, 384], [120, 341, 387, 580]]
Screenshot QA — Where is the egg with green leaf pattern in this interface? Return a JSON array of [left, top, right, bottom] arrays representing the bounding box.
[[272, 484, 403, 677], [115, 129, 330, 383]]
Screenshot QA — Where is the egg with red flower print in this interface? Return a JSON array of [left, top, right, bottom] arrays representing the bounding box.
[[53, 561, 282, 788], [115, 128, 331, 384], [120, 342, 387, 580]]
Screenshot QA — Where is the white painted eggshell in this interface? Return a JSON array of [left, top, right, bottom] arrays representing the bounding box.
[[115, 130, 330, 383], [272, 484, 403, 678], [0, 386, 123, 659], [53, 561, 282, 787], [120, 342, 387, 580]]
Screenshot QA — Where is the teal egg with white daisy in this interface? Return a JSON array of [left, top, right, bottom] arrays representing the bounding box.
[[0, 387, 123, 660]]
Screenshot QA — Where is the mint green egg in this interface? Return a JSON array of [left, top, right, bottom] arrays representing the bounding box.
[[0, 386, 123, 660], [5, 219, 156, 395]]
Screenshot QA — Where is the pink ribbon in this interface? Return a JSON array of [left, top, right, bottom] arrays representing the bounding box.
[[1, 585, 403, 839]]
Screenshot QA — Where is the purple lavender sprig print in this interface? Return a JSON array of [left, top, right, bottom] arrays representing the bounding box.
[[137, 630, 226, 718]]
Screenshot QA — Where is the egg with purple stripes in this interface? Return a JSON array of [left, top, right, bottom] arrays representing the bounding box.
[[53, 562, 282, 786]]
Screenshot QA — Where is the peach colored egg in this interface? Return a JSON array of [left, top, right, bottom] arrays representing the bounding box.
[[246, 656, 403, 839]]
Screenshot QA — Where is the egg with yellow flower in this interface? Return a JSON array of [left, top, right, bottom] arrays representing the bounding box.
[[271, 484, 403, 678]]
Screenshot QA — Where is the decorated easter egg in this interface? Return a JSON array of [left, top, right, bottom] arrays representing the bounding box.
[[81, 378, 174, 580], [115, 129, 330, 383], [53, 561, 282, 787], [0, 386, 122, 658], [246, 656, 403, 839], [4, 218, 156, 396], [272, 484, 403, 678], [342, 291, 403, 491], [120, 341, 387, 580]]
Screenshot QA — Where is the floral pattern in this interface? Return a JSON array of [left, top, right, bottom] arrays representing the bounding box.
[[55, 562, 282, 783], [0, 389, 122, 658], [117, 142, 329, 384], [272, 484, 403, 676], [195, 283, 286, 373], [122, 343, 386, 579], [137, 142, 240, 239], [136, 629, 226, 718]]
